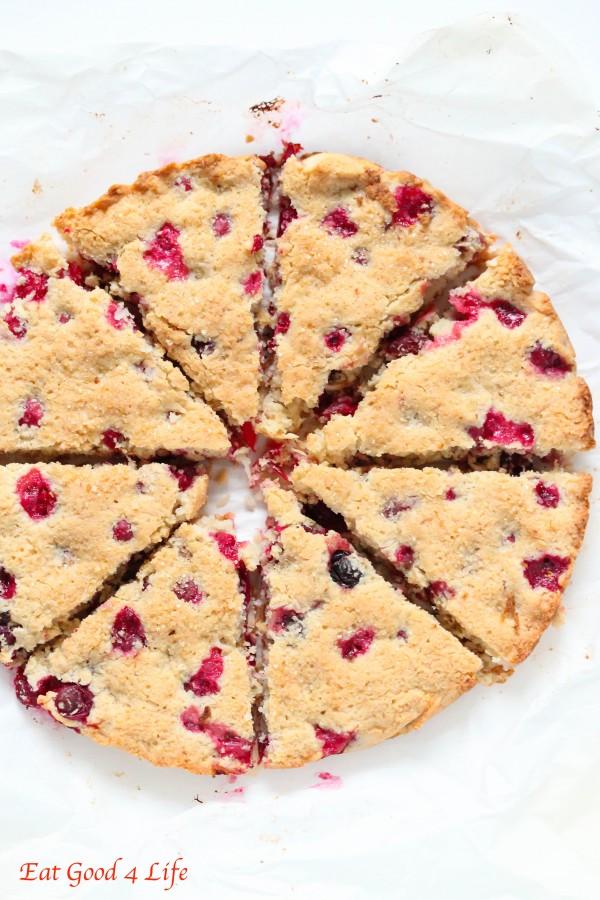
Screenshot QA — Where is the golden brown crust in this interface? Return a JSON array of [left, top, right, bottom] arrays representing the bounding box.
[[3, 236, 229, 458], [25, 517, 254, 776], [260, 487, 481, 768], [5, 150, 595, 772], [259, 151, 489, 439], [55, 154, 266, 218], [291, 464, 592, 668], [54, 155, 266, 426], [0, 463, 207, 665], [308, 244, 595, 463]]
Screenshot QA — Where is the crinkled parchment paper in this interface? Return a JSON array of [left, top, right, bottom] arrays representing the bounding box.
[[0, 13, 599, 899]]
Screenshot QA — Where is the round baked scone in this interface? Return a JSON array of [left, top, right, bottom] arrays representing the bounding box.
[[54, 155, 266, 427], [3, 236, 229, 458], [259, 486, 481, 768], [292, 463, 592, 675], [259, 151, 489, 439], [307, 244, 594, 464], [0, 462, 207, 666], [18, 517, 255, 775]]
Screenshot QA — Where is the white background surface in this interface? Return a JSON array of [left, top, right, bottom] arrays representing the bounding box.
[[1, 3, 600, 899]]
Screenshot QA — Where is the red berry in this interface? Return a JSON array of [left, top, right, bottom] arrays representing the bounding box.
[[281, 141, 303, 162], [251, 234, 264, 253], [469, 408, 534, 449], [450, 290, 526, 329], [321, 207, 359, 238], [111, 607, 147, 655], [101, 429, 126, 453], [324, 328, 349, 352], [112, 519, 134, 542], [184, 648, 224, 697], [269, 607, 304, 633], [0, 567, 16, 600], [275, 312, 290, 335], [317, 393, 358, 422], [314, 724, 355, 757], [211, 531, 239, 563], [523, 554, 569, 591], [106, 300, 134, 330], [18, 398, 44, 428], [392, 185, 433, 226], [337, 626, 375, 660], [382, 499, 414, 518], [394, 545, 414, 567], [4, 307, 27, 339], [143, 223, 189, 281], [243, 271, 262, 295], [239, 421, 257, 451], [385, 327, 429, 359], [445, 488, 457, 501], [277, 197, 298, 236], [15, 269, 48, 303], [534, 481, 560, 508], [168, 461, 198, 492], [212, 213, 232, 237], [430, 580, 455, 600], [173, 579, 205, 605], [529, 342, 571, 377], [16, 468, 57, 520], [180, 709, 253, 766]]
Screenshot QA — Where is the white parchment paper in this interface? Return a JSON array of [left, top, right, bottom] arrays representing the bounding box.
[[0, 14, 599, 899]]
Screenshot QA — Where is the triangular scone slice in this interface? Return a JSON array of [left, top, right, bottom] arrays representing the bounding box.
[[0, 462, 207, 666], [54, 155, 266, 426], [19, 517, 254, 775], [260, 487, 481, 768], [259, 152, 488, 439], [307, 245, 594, 464], [2, 236, 229, 457], [292, 463, 592, 671]]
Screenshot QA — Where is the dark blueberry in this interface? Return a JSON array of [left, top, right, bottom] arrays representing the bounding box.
[[329, 550, 362, 588]]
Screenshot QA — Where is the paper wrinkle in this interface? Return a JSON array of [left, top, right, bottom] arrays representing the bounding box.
[[1, 13, 599, 899]]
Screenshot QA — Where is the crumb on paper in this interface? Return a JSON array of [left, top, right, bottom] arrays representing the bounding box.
[[244, 493, 257, 511], [215, 467, 228, 485], [32, 179, 42, 195], [216, 493, 230, 508], [245, 135, 255, 143], [250, 98, 284, 118]]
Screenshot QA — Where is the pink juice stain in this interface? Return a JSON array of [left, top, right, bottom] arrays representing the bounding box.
[[10, 239, 30, 250], [309, 771, 343, 791], [279, 102, 303, 140], [221, 787, 245, 802], [249, 100, 303, 140], [0, 258, 18, 302]]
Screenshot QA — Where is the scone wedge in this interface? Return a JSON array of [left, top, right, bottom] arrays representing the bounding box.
[[54, 155, 266, 426], [259, 487, 481, 768], [2, 236, 229, 458], [308, 245, 594, 464], [292, 462, 592, 672], [260, 151, 488, 439], [18, 517, 255, 775], [0, 462, 207, 665]]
